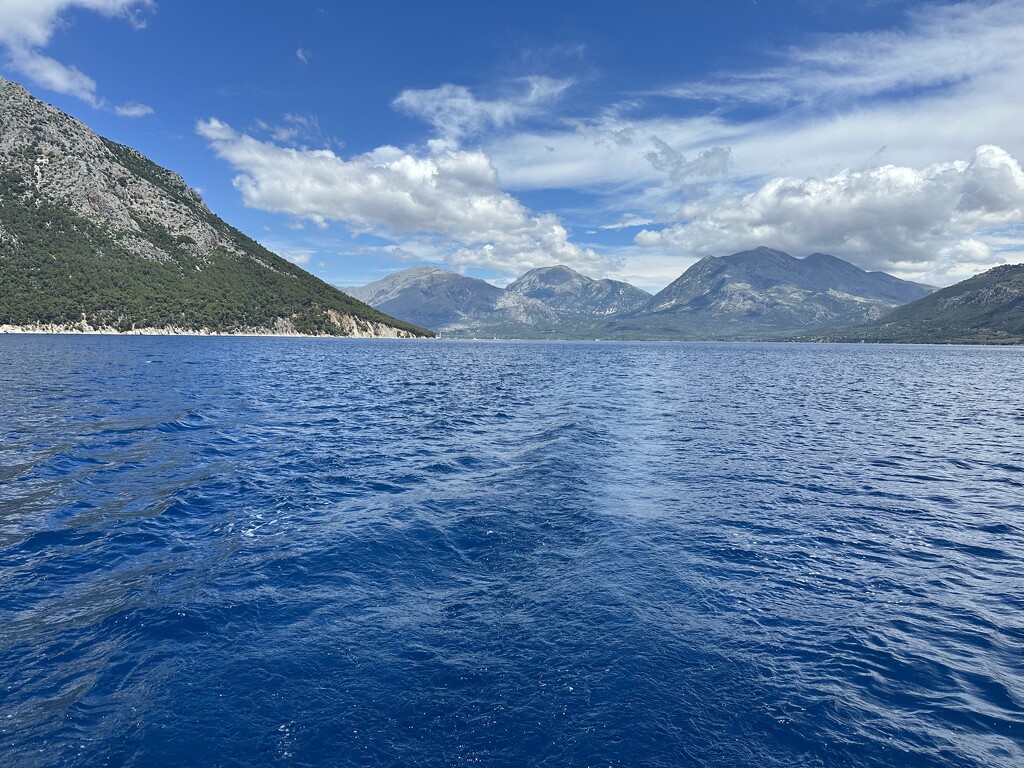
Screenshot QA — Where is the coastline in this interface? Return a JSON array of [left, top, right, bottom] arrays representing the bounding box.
[[0, 320, 429, 339]]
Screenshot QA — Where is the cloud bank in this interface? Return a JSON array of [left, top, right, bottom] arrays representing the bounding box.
[[479, 1, 1024, 284], [190, 0, 1024, 288], [197, 118, 611, 277], [636, 146, 1024, 284]]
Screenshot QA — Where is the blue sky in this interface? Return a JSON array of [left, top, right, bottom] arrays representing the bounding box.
[[2, 1, 1023, 290]]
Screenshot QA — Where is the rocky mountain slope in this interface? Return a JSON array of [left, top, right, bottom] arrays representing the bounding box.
[[506, 266, 650, 316], [351, 250, 934, 339], [822, 263, 1024, 344], [609, 247, 934, 338], [348, 265, 637, 337], [0, 77, 431, 337], [346, 266, 563, 334]]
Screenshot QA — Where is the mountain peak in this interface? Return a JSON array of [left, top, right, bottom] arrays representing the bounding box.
[[508, 265, 587, 295], [639, 246, 934, 334], [508, 265, 650, 316], [723, 246, 798, 267], [523, 264, 588, 281]]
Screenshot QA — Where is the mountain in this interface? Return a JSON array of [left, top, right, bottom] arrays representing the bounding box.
[[609, 246, 934, 339], [0, 77, 431, 337], [349, 250, 935, 339], [346, 266, 564, 335], [822, 263, 1024, 344], [506, 266, 651, 316], [349, 265, 647, 337], [346, 266, 506, 329]]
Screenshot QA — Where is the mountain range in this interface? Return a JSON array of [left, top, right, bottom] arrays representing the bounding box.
[[0, 76, 430, 337], [346, 265, 651, 337], [2, 76, 1021, 344], [349, 247, 935, 339]]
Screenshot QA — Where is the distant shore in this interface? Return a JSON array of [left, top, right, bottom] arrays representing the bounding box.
[[0, 323, 428, 339]]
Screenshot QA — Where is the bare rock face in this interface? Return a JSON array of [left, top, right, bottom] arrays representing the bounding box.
[[0, 77, 431, 337], [347, 266, 562, 334], [1, 78, 213, 258], [326, 310, 421, 338]]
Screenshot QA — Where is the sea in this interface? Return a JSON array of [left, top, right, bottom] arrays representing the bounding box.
[[1, 336, 1022, 768]]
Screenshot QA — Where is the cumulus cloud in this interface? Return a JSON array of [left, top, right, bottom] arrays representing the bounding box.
[[466, 2, 1024, 290], [393, 76, 573, 144], [635, 146, 1024, 285], [196, 118, 611, 277], [0, 0, 152, 106]]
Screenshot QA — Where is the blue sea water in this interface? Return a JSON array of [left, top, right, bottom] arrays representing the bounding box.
[[1, 336, 1022, 768]]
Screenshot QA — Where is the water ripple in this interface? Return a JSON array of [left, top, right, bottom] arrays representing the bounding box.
[[1, 337, 1022, 767]]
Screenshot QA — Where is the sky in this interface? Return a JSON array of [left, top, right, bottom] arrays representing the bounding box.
[[1, 0, 1023, 291]]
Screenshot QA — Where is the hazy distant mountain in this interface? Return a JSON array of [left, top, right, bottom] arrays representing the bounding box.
[[346, 266, 504, 328], [348, 264, 652, 336], [822, 263, 1024, 344], [346, 266, 563, 335], [609, 247, 934, 338], [507, 266, 651, 316], [348, 248, 936, 339], [0, 76, 429, 337]]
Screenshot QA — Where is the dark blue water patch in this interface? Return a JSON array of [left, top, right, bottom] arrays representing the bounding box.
[[1, 336, 1023, 767]]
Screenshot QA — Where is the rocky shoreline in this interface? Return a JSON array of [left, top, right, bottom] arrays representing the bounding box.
[[0, 315, 428, 339]]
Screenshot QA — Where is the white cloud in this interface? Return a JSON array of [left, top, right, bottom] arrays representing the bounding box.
[[635, 146, 1024, 285], [296, 47, 311, 64], [580, 243, 694, 294], [253, 113, 328, 145], [196, 118, 612, 277], [182, 1, 1024, 289], [599, 216, 656, 231], [472, 1, 1024, 286], [644, 142, 731, 185], [485, 2, 1024, 196], [0, 0, 152, 106], [490, 113, 749, 197], [658, 0, 1024, 108], [114, 101, 153, 117], [393, 76, 573, 145], [4, 48, 99, 103]]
